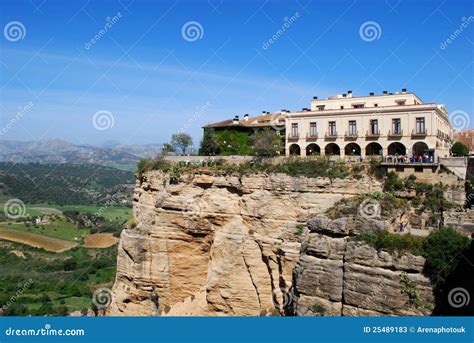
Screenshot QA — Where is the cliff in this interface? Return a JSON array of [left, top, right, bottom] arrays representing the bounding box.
[[108, 169, 433, 316], [293, 215, 433, 316]]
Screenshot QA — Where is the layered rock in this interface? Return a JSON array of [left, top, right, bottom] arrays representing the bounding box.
[[108, 170, 381, 316], [293, 215, 434, 316]]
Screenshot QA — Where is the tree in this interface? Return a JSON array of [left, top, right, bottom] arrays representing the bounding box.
[[171, 133, 193, 155], [249, 128, 283, 157], [452, 141, 469, 156], [161, 143, 175, 156], [200, 128, 220, 156]]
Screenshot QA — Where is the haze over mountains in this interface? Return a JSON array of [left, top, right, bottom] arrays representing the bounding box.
[[0, 139, 164, 170]]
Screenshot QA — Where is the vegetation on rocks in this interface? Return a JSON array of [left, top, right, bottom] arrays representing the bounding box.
[[137, 156, 352, 180]]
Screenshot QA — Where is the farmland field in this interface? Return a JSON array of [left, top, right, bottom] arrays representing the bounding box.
[[0, 227, 77, 253]]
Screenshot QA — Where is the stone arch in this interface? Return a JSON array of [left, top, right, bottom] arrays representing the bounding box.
[[306, 143, 321, 156], [289, 143, 301, 156], [325, 143, 341, 156], [366, 142, 383, 156], [387, 142, 406, 155], [344, 143, 361, 156], [412, 141, 429, 157]]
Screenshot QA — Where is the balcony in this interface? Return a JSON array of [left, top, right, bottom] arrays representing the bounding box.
[[344, 131, 358, 140], [287, 132, 299, 140], [411, 129, 427, 137], [306, 132, 318, 140], [388, 129, 403, 138], [366, 130, 380, 138], [324, 132, 338, 140]]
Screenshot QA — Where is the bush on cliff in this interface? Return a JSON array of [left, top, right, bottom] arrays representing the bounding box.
[[356, 230, 424, 254], [421, 227, 470, 284]]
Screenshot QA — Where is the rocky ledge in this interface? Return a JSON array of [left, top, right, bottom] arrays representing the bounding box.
[[293, 215, 434, 316]]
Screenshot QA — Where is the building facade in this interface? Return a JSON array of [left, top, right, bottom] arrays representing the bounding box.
[[285, 90, 453, 159], [202, 89, 453, 159]]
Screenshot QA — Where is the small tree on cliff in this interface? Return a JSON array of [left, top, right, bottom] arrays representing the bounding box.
[[171, 133, 193, 155], [249, 128, 283, 157]]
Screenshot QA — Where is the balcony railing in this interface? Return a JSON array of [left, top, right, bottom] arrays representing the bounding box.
[[388, 129, 403, 137], [366, 130, 380, 137], [412, 129, 427, 137], [288, 132, 299, 140], [344, 131, 358, 139], [324, 131, 338, 139], [306, 132, 318, 140]]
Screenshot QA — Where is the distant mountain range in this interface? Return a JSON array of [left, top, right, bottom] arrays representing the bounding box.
[[0, 139, 164, 170]]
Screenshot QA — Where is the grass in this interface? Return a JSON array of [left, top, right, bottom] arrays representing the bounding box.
[[5, 219, 89, 241]]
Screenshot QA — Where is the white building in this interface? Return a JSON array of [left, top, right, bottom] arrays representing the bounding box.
[[285, 89, 453, 159]]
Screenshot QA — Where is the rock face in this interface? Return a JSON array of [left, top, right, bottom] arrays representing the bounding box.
[[108, 170, 381, 316], [293, 215, 434, 316]]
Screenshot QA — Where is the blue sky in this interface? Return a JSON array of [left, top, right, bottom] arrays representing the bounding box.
[[0, 0, 473, 147]]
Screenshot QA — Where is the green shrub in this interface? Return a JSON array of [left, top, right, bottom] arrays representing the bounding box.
[[451, 141, 469, 156], [368, 159, 386, 180], [400, 271, 422, 308], [383, 172, 404, 192], [356, 230, 423, 254], [421, 227, 470, 284], [295, 224, 305, 236]]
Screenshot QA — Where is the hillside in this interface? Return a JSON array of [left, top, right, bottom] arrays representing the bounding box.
[[0, 163, 134, 206], [0, 139, 164, 170]]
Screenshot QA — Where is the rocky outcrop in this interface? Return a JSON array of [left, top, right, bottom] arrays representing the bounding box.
[[293, 215, 434, 316], [108, 170, 381, 316]]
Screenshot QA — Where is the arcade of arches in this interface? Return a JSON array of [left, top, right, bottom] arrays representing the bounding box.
[[286, 142, 433, 157]]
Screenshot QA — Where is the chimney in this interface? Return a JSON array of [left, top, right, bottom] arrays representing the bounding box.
[[244, 114, 249, 121], [402, 88, 407, 94], [313, 96, 318, 100], [347, 90, 352, 98], [369, 92, 375, 96], [383, 90, 388, 95], [232, 115, 239, 124]]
